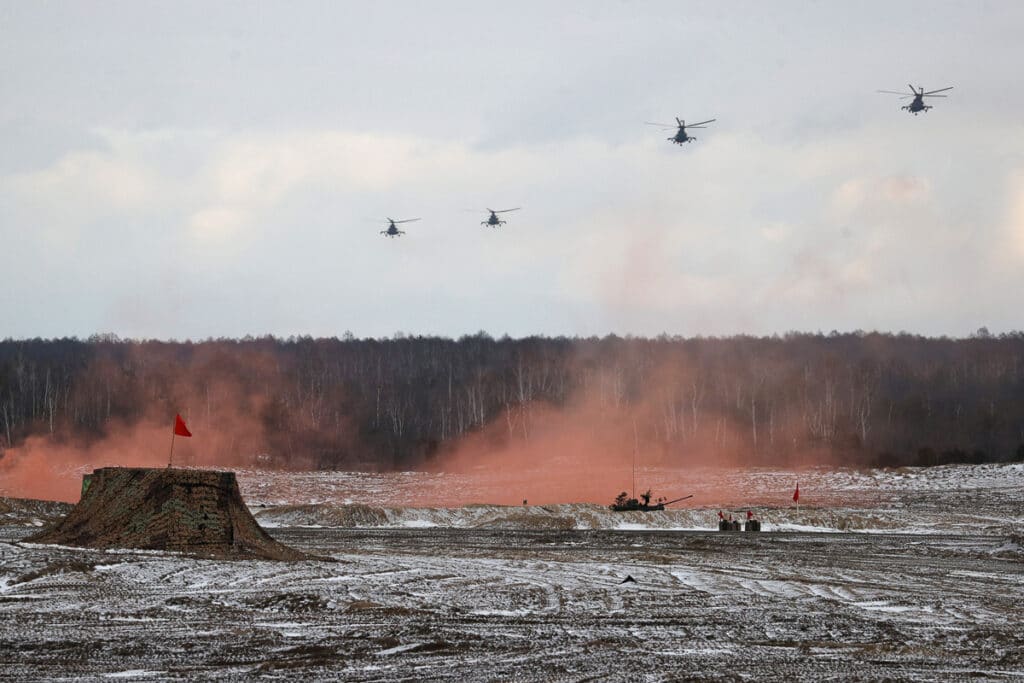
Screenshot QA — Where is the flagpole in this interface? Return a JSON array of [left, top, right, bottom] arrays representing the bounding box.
[[631, 418, 638, 501], [168, 414, 192, 469]]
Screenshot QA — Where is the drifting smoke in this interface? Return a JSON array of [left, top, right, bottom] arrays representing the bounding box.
[[427, 396, 697, 506], [0, 401, 271, 503], [0, 343, 356, 502], [6, 333, 1003, 504], [1, 420, 223, 502], [428, 357, 829, 506]]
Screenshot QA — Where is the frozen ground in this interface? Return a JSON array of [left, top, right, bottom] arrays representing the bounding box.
[[1, 464, 1023, 680], [241, 463, 1024, 536], [1, 527, 1022, 681]]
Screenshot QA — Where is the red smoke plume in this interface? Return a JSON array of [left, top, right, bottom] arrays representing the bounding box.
[[0, 344, 354, 502], [425, 355, 840, 506], [0, 344, 834, 505]]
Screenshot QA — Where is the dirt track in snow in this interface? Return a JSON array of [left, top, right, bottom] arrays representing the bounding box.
[[2, 525, 1022, 681]]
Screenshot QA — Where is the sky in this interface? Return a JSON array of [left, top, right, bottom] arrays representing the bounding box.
[[2, 0, 1023, 340]]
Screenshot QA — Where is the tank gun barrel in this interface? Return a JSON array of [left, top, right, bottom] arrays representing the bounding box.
[[663, 494, 694, 506]]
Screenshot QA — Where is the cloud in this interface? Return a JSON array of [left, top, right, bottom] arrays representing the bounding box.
[[1004, 170, 1024, 262], [8, 149, 157, 214], [187, 206, 248, 245], [829, 174, 932, 219], [3, 119, 1024, 338]]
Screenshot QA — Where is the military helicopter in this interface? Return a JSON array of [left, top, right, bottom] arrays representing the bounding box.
[[645, 117, 715, 145], [877, 85, 953, 115], [479, 208, 520, 228], [380, 217, 420, 238]]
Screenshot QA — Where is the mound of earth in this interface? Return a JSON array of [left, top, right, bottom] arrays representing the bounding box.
[[28, 467, 309, 561]]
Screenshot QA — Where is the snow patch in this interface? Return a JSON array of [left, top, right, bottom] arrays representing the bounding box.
[[376, 643, 423, 656], [103, 670, 165, 678]]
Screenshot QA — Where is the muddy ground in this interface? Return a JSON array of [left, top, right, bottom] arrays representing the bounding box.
[[1, 523, 1022, 681]]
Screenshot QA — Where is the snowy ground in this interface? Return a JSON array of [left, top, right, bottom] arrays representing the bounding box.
[[1, 464, 1023, 680], [241, 463, 1024, 536]]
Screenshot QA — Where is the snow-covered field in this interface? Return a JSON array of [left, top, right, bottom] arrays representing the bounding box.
[[240, 463, 1024, 536], [1, 464, 1023, 680]]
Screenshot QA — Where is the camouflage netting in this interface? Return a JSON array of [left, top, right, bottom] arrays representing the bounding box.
[[28, 467, 309, 561]]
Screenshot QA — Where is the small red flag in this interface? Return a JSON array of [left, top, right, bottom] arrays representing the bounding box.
[[793, 483, 800, 503], [747, 510, 753, 520], [717, 511, 724, 519], [174, 414, 192, 437]]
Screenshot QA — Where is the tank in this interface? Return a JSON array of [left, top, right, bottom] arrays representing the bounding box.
[[610, 490, 691, 512]]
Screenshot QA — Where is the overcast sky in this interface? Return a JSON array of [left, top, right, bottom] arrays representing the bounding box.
[[2, 1, 1023, 340]]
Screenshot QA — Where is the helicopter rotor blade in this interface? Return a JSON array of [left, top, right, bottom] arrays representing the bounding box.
[[644, 122, 676, 128], [393, 218, 421, 224], [909, 84, 919, 94], [921, 94, 948, 98], [688, 119, 716, 127], [877, 90, 912, 96], [494, 208, 521, 213], [923, 86, 953, 95]]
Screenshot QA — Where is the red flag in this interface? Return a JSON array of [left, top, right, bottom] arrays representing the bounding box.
[[747, 510, 753, 520], [793, 483, 800, 503], [717, 511, 724, 519], [174, 414, 192, 437]]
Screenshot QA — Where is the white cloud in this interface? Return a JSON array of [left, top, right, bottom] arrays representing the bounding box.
[[1004, 170, 1024, 262], [7, 149, 158, 215], [760, 222, 793, 242], [186, 206, 248, 245], [3, 117, 1024, 338]]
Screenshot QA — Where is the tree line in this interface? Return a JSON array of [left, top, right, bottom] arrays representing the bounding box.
[[1, 331, 1023, 470]]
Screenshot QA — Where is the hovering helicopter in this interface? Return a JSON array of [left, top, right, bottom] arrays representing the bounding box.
[[380, 217, 420, 238], [480, 208, 520, 228], [645, 117, 715, 145], [877, 85, 953, 115]]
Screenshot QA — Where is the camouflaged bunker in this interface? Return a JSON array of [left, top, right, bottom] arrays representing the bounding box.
[[29, 467, 308, 561]]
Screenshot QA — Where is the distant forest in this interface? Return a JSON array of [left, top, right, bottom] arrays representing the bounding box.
[[2, 332, 1024, 470]]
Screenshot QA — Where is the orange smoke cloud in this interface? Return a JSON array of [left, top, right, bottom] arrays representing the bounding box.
[[427, 354, 844, 507], [0, 343, 353, 502], [429, 367, 733, 506], [0, 408, 275, 502], [0, 340, 848, 506]]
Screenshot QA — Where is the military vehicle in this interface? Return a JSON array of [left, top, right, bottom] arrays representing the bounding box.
[[877, 84, 953, 114], [611, 489, 693, 512], [645, 117, 715, 144]]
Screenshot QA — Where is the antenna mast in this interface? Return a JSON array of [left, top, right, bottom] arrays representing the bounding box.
[[631, 418, 639, 499]]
